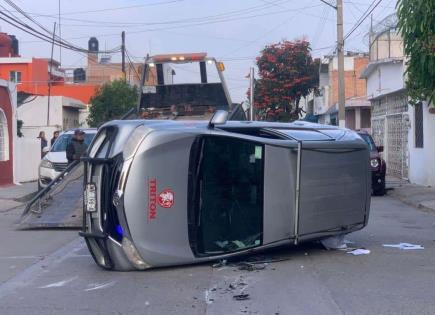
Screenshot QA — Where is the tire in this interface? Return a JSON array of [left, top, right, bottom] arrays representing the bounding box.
[[373, 181, 386, 196]]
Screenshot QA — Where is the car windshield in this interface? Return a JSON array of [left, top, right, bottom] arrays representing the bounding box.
[[51, 133, 96, 152], [191, 136, 264, 255], [359, 133, 377, 151]]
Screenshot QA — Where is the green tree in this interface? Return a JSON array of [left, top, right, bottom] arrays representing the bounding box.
[[397, 0, 435, 105], [87, 79, 138, 127], [251, 40, 318, 121]]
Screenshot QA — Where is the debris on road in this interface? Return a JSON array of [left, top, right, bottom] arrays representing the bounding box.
[[212, 255, 290, 272], [212, 259, 227, 268], [233, 293, 250, 301], [347, 249, 371, 255], [205, 289, 215, 304], [84, 281, 116, 292], [383, 243, 424, 250], [38, 276, 77, 289], [236, 262, 266, 271], [321, 234, 348, 250]]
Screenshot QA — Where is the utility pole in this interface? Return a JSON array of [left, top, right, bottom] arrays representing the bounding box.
[[249, 67, 255, 121], [121, 31, 126, 80], [58, 0, 61, 65], [336, 0, 345, 128], [47, 22, 56, 126]]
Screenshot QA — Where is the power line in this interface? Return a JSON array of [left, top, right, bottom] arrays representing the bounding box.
[[16, 2, 348, 45], [0, 0, 121, 54], [16, 0, 294, 27], [344, 0, 383, 41], [222, 12, 300, 58], [125, 50, 141, 82], [312, 5, 330, 48], [319, 0, 337, 10], [48, 3, 324, 29], [51, 0, 184, 16]]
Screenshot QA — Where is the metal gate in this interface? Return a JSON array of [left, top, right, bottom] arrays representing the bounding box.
[[371, 117, 385, 150], [370, 92, 409, 180], [386, 113, 408, 179]]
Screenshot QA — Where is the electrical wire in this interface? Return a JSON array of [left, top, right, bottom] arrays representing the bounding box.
[[0, 0, 121, 54], [344, 0, 383, 41], [51, 0, 184, 16], [311, 5, 330, 48], [16, 2, 339, 45], [125, 50, 141, 82], [43, 3, 325, 30], [15, 0, 294, 27]]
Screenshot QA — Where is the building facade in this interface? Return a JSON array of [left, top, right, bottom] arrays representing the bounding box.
[[361, 14, 435, 185], [0, 79, 16, 185], [314, 53, 370, 130], [360, 14, 409, 180]]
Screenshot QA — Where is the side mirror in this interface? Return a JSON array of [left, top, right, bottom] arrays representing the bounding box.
[[377, 145, 384, 153], [208, 110, 228, 129], [42, 146, 50, 153]]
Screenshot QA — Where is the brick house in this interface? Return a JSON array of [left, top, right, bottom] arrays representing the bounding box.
[[312, 52, 371, 130]]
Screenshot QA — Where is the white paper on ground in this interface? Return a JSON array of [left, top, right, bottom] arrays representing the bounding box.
[[382, 243, 424, 250], [347, 249, 370, 255]]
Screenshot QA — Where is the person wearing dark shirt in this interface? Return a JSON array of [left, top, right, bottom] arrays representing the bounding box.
[[66, 129, 88, 164], [50, 130, 60, 146], [37, 131, 48, 158]]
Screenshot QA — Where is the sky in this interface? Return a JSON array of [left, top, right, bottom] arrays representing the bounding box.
[[1, 0, 397, 102]]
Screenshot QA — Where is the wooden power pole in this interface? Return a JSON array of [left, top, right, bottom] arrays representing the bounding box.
[[47, 22, 56, 126], [249, 67, 255, 121], [337, 0, 346, 128], [121, 31, 126, 80]]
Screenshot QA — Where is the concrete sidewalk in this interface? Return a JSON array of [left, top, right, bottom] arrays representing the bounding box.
[[386, 178, 435, 212], [0, 182, 38, 212]]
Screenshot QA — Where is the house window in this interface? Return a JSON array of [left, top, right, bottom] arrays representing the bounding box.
[[0, 109, 9, 161], [9, 71, 21, 83], [415, 102, 424, 148]]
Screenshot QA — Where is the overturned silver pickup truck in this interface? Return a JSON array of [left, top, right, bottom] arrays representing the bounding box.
[[80, 111, 371, 271]]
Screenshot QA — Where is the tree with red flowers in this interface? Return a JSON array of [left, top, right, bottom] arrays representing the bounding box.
[[250, 40, 318, 121]]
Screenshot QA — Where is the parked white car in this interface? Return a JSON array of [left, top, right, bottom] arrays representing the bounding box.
[[38, 129, 97, 189]]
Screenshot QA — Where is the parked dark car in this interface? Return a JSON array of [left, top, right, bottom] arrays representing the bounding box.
[[357, 131, 386, 196]]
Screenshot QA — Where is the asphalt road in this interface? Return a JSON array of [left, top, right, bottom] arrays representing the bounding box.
[[1, 196, 434, 315]]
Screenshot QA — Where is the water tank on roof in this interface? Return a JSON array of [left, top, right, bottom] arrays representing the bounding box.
[[0, 32, 12, 57], [9, 35, 18, 56], [73, 68, 86, 83], [88, 37, 99, 53]]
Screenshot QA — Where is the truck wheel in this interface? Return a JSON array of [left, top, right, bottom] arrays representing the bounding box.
[[373, 181, 386, 196]]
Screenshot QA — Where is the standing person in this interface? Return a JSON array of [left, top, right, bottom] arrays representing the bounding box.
[[37, 131, 48, 158], [66, 129, 88, 164], [50, 130, 60, 146]]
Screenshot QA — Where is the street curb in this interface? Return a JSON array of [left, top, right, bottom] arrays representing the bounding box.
[[13, 191, 38, 203], [388, 193, 435, 213], [418, 201, 435, 213]]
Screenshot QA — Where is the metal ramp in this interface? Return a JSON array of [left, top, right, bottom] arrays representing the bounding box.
[[17, 100, 245, 230], [18, 162, 83, 229]]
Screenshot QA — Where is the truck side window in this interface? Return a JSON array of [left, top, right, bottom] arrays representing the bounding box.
[[194, 136, 264, 255]]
